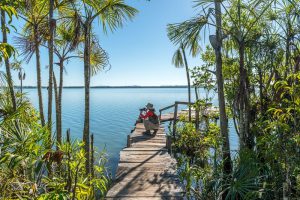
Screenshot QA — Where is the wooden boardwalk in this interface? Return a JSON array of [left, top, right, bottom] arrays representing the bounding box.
[[106, 123, 182, 199]]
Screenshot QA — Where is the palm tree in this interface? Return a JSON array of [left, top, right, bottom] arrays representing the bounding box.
[[16, 0, 49, 127], [64, 0, 137, 174], [213, 2, 232, 199], [1, 9, 17, 111], [170, 43, 192, 121], [52, 23, 101, 146], [10, 60, 25, 95], [52, 24, 78, 146], [18, 68, 25, 95], [167, 2, 232, 198], [47, 0, 55, 136]]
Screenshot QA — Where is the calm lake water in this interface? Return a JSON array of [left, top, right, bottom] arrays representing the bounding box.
[[24, 88, 238, 175]]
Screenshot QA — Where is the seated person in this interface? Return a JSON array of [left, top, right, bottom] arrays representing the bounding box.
[[139, 103, 159, 135]]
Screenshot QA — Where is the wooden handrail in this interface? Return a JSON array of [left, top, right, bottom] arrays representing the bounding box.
[[159, 104, 175, 113], [159, 101, 195, 113], [174, 101, 194, 105]]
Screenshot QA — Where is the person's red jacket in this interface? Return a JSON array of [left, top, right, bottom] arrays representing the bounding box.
[[139, 110, 154, 119]]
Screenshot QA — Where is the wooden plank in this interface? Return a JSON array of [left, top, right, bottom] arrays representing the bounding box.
[[106, 182, 182, 197], [115, 169, 178, 180], [116, 167, 176, 176], [117, 161, 176, 169], [122, 147, 167, 151], [119, 155, 173, 163], [131, 143, 166, 148], [120, 150, 169, 156], [106, 197, 182, 200]]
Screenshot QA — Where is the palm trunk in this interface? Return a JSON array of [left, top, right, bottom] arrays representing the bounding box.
[[20, 76, 23, 94], [285, 21, 291, 79], [56, 61, 64, 145], [195, 87, 199, 100], [34, 25, 45, 126], [83, 22, 91, 175], [1, 10, 16, 111], [238, 41, 252, 149], [214, 2, 232, 199], [53, 72, 59, 148], [258, 68, 264, 115], [238, 42, 246, 148], [181, 46, 191, 121], [48, 0, 55, 137]]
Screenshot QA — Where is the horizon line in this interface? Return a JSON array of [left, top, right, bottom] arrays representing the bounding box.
[[13, 85, 193, 89]]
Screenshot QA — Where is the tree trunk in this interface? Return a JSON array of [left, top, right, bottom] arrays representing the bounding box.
[[195, 87, 199, 100], [285, 21, 291, 79], [20, 75, 23, 94], [238, 41, 252, 149], [1, 10, 16, 111], [181, 46, 191, 121], [55, 61, 63, 146], [53, 71, 59, 148], [47, 0, 55, 138], [214, 1, 232, 199], [258, 68, 264, 115], [83, 22, 91, 175], [34, 25, 45, 126]]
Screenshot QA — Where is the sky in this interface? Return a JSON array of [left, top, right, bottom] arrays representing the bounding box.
[[5, 0, 208, 86]]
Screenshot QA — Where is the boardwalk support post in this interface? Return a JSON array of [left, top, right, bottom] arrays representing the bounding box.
[[127, 135, 131, 147], [166, 135, 172, 154]]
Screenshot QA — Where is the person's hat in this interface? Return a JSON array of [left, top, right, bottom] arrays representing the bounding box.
[[146, 103, 154, 109]]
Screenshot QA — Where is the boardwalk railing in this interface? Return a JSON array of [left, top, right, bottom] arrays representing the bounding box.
[[159, 101, 218, 138], [159, 101, 198, 137]]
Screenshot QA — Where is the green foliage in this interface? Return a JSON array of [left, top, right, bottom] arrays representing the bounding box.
[[0, 1, 18, 62], [0, 43, 15, 62], [168, 0, 300, 199], [0, 78, 109, 199]]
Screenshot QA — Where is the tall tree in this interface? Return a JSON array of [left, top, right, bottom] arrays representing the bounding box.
[[167, 1, 232, 198], [47, 0, 55, 137], [1, 9, 16, 111], [16, 0, 49, 126], [53, 25, 76, 146], [213, 1, 232, 199], [170, 42, 192, 121], [66, 0, 137, 174]]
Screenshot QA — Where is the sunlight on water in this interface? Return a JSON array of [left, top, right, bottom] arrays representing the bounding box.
[[24, 88, 238, 175]]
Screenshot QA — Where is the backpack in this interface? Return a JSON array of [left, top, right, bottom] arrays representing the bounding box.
[[149, 113, 159, 124]]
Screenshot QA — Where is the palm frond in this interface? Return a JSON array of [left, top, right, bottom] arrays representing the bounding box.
[[172, 48, 184, 68], [96, 0, 138, 33], [167, 15, 207, 56], [89, 39, 110, 76], [14, 34, 35, 63]]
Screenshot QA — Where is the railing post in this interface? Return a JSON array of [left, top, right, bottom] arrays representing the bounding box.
[[127, 135, 131, 147], [172, 102, 178, 138], [166, 135, 172, 154], [159, 110, 162, 121]]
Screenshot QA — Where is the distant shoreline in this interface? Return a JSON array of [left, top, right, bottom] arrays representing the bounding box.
[[14, 85, 191, 89]]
